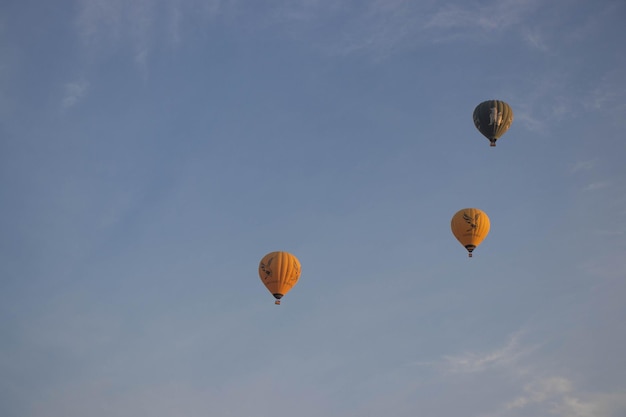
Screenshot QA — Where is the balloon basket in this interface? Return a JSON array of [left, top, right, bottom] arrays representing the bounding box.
[[274, 300, 281, 305]]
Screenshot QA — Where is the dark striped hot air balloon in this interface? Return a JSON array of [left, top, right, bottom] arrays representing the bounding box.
[[473, 100, 514, 147]]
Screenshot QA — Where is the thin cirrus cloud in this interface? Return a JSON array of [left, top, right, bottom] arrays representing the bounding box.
[[506, 376, 574, 409], [320, 0, 543, 56], [70, 0, 548, 63], [423, 0, 541, 34], [582, 181, 610, 191], [431, 332, 625, 417], [61, 79, 89, 109], [502, 381, 626, 417], [75, 0, 156, 65], [74, 0, 223, 46], [521, 26, 549, 51], [570, 159, 597, 174], [74, 0, 211, 64], [503, 377, 601, 417], [440, 331, 533, 374], [585, 67, 626, 114]]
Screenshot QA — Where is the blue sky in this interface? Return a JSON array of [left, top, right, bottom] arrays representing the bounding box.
[[1, 0, 625, 416]]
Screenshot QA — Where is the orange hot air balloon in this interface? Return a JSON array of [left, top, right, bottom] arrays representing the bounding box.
[[451, 208, 491, 257], [258, 251, 301, 305]]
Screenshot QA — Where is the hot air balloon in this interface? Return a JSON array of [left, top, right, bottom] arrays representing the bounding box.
[[451, 208, 490, 257], [473, 100, 513, 147], [258, 251, 301, 305]]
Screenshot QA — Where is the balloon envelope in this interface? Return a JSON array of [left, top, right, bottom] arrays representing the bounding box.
[[258, 251, 301, 304], [451, 208, 491, 257], [473, 100, 513, 146]]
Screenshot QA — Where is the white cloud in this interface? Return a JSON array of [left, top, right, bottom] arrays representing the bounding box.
[[67, 0, 540, 60], [584, 66, 626, 121], [442, 331, 533, 374], [75, 0, 225, 46], [593, 228, 625, 237], [582, 181, 610, 191], [522, 26, 549, 51], [506, 377, 573, 409], [578, 250, 626, 279], [425, 5, 495, 32], [551, 395, 599, 417], [75, 0, 124, 45], [61, 79, 89, 109], [592, 393, 626, 417], [428, 331, 626, 417], [504, 378, 626, 417], [167, 0, 183, 46], [319, 0, 543, 56], [500, 73, 578, 135], [75, 0, 193, 65], [424, 0, 539, 33], [570, 159, 597, 174]]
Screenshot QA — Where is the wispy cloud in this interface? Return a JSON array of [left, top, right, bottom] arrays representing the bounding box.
[[62, 79, 90, 109], [522, 26, 549, 51], [68, 0, 543, 60], [500, 73, 579, 135], [584, 66, 626, 121], [319, 0, 543, 56], [421, 330, 626, 417], [441, 331, 534, 374], [503, 377, 604, 417], [582, 181, 610, 191], [74, 0, 224, 67], [501, 380, 626, 417], [506, 376, 572, 409], [569, 158, 612, 193], [570, 159, 597, 174], [423, 0, 541, 38], [593, 228, 625, 237], [579, 250, 626, 279], [75, 0, 154, 67]]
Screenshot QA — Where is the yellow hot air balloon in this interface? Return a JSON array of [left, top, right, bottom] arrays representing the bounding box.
[[451, 208, 491, 257], [258, 251, 301, 305]]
